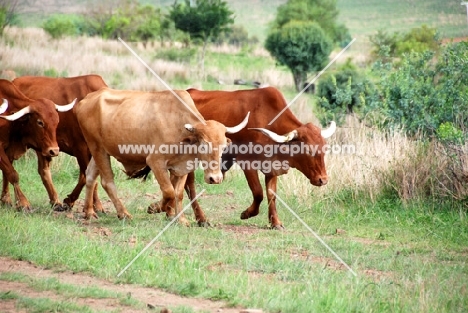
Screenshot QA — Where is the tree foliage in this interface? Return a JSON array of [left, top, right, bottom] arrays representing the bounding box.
[[0, 0, 19, 35], [169, 0, 234, 77], [265, 20, 332, 91], [270, 0, 350, 46], [169, 0, 234, 44]]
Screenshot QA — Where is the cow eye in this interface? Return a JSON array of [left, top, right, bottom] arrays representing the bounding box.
[[37, 119, 44, 128]]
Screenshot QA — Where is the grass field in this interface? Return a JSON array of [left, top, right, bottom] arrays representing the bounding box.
[[0, 152, 467, 312], [1, 3, 468, 311]]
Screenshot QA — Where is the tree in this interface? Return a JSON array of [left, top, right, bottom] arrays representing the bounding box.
[[265, 21, 332, 91], [169, 0, 234, 77], [0, 0, 19, 36], [271, 0, 350, 45]]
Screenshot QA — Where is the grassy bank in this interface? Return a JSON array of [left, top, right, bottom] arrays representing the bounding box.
[[0, 152, 467, 312]]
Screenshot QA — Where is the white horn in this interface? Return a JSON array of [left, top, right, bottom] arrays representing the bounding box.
[[55, 98, 77, 112], [0, 106, 31, 121], [226, 112, 250, 134], [321, 121, 336, 138], [249, 127, 298, 143], [185, 124, 195, 132], [0, 99, 8, 114]]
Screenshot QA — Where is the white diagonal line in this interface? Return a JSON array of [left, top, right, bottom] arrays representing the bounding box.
[[118, 38, 206, 125], [117, 189, 206, 277], [270, 189, 358, 276], [268, 38, 357, 125]]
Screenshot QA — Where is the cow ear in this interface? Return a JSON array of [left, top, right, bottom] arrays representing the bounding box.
[[181, 136, 198, 145]]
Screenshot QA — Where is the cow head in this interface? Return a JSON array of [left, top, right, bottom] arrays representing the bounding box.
[[184, 112, 250, 184], [250, 121, 336, 186], [0, 98, 76, 157]]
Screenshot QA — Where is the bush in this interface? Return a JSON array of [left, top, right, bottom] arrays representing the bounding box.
[[316, 60, 376, 125], [42, 15, 78, 39], [372, 42, 468, 137], [370, 25, 439, 61]]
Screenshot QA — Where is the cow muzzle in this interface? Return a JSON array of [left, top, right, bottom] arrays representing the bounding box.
[[312, 176, 328, 186], [205, 172, 223, 184], [45, 147, 60, 157]]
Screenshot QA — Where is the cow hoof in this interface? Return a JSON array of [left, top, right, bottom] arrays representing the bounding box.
[[53, 203, 69, 212], [84, 212, 98, 220], [94, 204, 104, 213], [147, 202, 163, 214], [19, 206, 34, 213], [271, 224, 285, 231], [118, 213, 133, 220], [197, 220, 211, 227]]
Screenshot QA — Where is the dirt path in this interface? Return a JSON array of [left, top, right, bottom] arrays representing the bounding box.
[[0, 257, 244, 313]]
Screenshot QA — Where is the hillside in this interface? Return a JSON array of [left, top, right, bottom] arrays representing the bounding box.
[[15, 0, 468, 43]]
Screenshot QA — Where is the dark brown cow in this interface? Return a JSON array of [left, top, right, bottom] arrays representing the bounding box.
[[0, 79, 75, 210], [11, 75, 107, 211], [182, 87, 336, 229]]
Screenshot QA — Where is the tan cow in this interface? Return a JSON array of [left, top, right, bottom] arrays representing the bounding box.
[[75, 87, 249, 224]]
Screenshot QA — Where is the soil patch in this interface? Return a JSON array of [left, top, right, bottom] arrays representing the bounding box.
[[0, 257, 243, 313]]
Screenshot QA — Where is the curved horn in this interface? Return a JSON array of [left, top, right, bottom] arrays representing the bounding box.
[[55, 98, 77, 112], [321, 121, 336, 138], [0, 106, 31, 121], [0, 99, 8, 114], [226, 112, 250, 134], [249, 127, 298, 143]]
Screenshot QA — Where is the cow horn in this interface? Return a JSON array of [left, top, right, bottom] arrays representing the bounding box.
[[226, 112, 250, 134], [321, 121, 336, 138], [55, 98, 77, 112], [0, 105, 31, 121], [185, 124, 195, 132], [0, 99, 8, 114], [249, 127, 298, 143]]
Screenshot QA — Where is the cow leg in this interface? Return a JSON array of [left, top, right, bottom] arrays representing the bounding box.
[[171, 174, 190, 226], [0, 150, 31, 211], [1, 171, 12, 206], [265, 175, 284, 230], [82, 157, 99, 219], [85, 154, 132, 220], [240, 169, 263, 220], [63, 150, 103, 213], [36, 152, 63, 211], [147, 160, 189, 226], [183, 171, 208, 226]]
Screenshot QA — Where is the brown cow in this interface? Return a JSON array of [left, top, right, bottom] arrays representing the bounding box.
[[12, 75, 107, 211], [75, 87, 249, 224], [0, 79, 75, 210], [181, 87, 336, 229]]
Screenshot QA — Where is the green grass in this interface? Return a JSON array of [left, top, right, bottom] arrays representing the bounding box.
[[0, 152, 467, 312]]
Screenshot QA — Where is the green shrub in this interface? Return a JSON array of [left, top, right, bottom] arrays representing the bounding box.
[[370, 25, 439, 61], [316, 60, 376, 125], [42, 15, 77, 39]]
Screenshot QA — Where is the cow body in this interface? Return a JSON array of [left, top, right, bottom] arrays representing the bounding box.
[[12, 75, 107, 210], [0, 79, 67, 210], [75, 87, 244, 224], [184, 87, 334, 229]]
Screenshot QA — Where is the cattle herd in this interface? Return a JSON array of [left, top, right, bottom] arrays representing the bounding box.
[[0, 75, 335, 229]]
